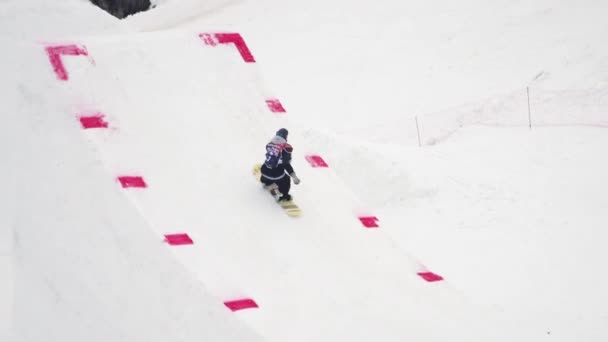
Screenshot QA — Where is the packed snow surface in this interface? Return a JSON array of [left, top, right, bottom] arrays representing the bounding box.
[[1, 0, 607, 341]]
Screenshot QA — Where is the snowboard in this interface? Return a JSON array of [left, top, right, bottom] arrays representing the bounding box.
[[252, 163, 302, 217]]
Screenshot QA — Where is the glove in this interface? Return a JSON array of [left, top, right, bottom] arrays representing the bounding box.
[[290, 173, 300, 185]]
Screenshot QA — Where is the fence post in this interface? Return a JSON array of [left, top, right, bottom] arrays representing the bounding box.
[[415, 116, 422, 147], [527, 86, 532, 129]]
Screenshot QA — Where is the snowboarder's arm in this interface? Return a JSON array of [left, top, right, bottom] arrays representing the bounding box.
[[282, 144, 293, 163], [284, 164, 300, 184], [281, 144, 295, 174], [282, 144, 300, 184], [284, 163, 295, 175]]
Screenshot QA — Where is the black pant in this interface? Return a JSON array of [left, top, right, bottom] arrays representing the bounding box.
[[260, 169, 291, 195]]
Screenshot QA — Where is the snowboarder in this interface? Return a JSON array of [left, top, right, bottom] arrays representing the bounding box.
[[260, 128, 301, 202]]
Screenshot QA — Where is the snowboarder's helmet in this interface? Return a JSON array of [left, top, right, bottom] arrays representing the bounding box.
[[276, 128, 288, 139]]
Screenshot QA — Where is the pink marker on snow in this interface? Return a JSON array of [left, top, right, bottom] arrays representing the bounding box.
[[79, 114, 108, 129], [417, 271, 444, 282], [266, 98, 286, 113], [117, 176, 147, 188], [305, 155, 329, 168], [45, 44, 90, 81], [358, 216, 379, 228], [199, 33, 256, 63], [164, 233, 194, 246], [224, 298, 259, 311]]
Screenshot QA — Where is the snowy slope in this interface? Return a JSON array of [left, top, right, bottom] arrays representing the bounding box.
[[1, 4, 523, 341], [126, 0, 608, 340], [50, 29, 524, 341], [378, 126, 608, 341], [0, 9, 512, 342], [0, 2, 264, 342], [0, 37, 267, 342], [2, 0, 608, 341]]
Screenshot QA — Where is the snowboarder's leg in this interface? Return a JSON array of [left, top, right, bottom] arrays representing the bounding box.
[[277, 176, 291, 201], [267, 185, 281, 199], [259, 176, 281, 199]]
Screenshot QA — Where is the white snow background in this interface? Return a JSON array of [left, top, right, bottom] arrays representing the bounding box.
[[1, 0, 608, 341]]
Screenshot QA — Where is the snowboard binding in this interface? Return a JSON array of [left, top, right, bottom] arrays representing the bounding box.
[[263, 183, 282, 200]]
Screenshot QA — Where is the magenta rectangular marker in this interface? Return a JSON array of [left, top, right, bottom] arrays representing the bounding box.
[[358, 216, 379, 228], [417, 272, 444, 282], [164, 233, 193, 246], [266, 99, 286, 113], [79, 115, 108, 129], [45, 44, 89, 81], [224, 298, 259, 311], [117, 176, 147, 188], [305, 155, 329, 168], [199, 32, 256, 63]]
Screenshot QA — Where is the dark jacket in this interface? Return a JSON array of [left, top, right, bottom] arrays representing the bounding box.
[[260, 136, 295, 181]]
